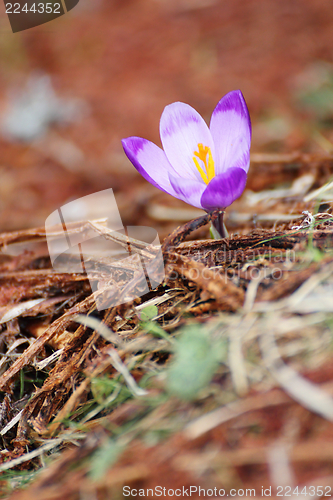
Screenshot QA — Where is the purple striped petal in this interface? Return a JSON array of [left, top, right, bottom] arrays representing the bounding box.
[[160, 102, 215, 181], [210, 90, 251, 174], [169, 172, 206, 209], [200, 167, 247, 210], [122, 137, 178, 196]]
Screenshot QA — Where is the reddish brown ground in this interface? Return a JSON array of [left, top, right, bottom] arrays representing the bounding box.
[[0, 0, 333, 231]]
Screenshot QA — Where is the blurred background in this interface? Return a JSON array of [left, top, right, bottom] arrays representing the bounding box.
[[0, 0, 333, 235]]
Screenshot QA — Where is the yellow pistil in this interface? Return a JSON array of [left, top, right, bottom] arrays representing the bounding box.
[[193, 143, 215, 184]]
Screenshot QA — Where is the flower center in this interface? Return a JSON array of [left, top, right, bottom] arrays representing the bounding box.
[[192, 143, 215, 185]]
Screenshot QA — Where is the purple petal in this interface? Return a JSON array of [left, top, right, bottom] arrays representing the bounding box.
[[210, 90, 251, 174], [160, 102, 215, 181], [169, 172, 206, 209], [200, 167, 247, 210], [122, 137, 178, 196]]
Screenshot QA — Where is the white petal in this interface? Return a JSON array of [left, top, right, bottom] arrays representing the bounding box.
[[210, 90, 251, 174], [160, 102, 215, 181]]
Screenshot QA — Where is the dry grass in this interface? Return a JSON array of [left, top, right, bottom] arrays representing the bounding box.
[[1, 155, 333, 499]]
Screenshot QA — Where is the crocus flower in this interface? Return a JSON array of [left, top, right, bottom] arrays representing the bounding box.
[[122, 90, 251, 235]]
